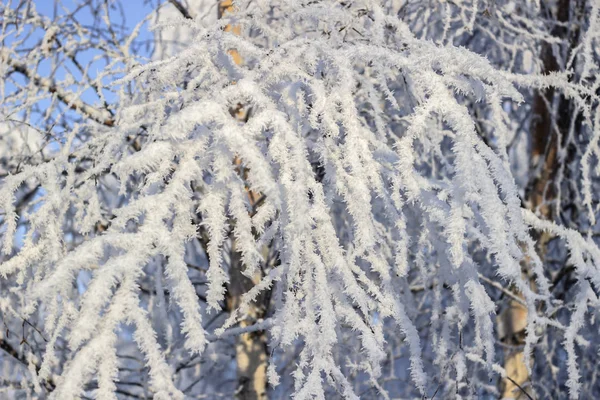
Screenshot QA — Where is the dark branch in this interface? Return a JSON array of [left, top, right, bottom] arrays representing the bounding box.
[[168, 0, 193, 19]]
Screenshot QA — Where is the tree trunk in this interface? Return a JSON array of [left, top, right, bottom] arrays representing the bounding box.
[[227, 244, 269, 400], [219, 2, 270, 398], [500, 1, 581, 397]]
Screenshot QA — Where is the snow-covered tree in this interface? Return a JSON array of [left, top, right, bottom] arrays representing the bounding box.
[[1, 0, 600, 399]]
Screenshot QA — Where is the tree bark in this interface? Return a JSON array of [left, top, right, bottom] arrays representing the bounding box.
[[218, 2, 270, 398], [227, 243, 269, 400], [500, 1, 581, 397]]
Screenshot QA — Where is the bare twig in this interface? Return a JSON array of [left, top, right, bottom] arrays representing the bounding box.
[[505, 375, 535, 400], [168, 0, 193, 19]]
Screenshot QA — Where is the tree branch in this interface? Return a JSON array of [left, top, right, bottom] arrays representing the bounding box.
[[1, 50, 115, 127], [168, 0, 193, 19]]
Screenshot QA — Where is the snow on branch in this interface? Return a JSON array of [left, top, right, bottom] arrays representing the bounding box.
[[0, 0, 599, 398]]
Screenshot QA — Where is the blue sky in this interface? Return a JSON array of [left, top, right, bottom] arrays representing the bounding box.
[[6, 1, 162, 248], [33, 0, 158, 52], [15, 1, 161, 126], [33, 0, 156, 33]]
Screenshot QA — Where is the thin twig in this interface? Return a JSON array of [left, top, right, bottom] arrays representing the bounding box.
[[478, 273, 527, 306], [505, 375, 535, 400], [168, 0, 193, 19]]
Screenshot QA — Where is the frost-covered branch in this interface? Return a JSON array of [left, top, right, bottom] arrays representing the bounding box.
[[1, 0, 599, 399]]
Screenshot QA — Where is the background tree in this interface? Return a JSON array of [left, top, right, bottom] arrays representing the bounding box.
[[1, 1, 600, 399]]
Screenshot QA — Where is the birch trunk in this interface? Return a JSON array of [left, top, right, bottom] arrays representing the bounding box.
[[500, 1, 581, 397], [227, 243, 269, 400], [219, 2, 270, 398]]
